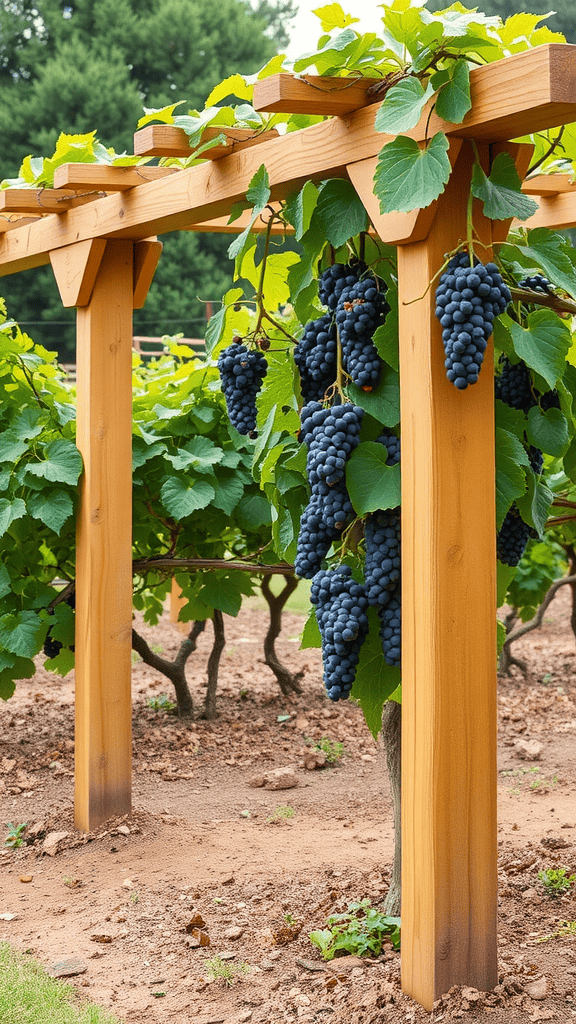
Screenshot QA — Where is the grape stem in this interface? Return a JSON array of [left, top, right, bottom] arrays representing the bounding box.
[[509, 287, 576, 316]]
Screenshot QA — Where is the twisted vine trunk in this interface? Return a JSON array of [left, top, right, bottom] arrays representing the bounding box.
[[261, 575, 304, 695], [381, 700, 402, 917], [132, 620, 206, 717], [498, 608, 528, 676], [203, 610, 225, 720], [564, 543, 576, 643]]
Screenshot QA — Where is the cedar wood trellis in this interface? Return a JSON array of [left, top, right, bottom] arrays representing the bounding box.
[[2, 41, 576, 1010]]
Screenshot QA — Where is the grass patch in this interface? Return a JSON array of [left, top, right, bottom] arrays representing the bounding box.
[[0, 942, 120, 1024]]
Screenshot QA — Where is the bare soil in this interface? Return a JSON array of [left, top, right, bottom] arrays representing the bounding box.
[[1, 590, 576, 1024]]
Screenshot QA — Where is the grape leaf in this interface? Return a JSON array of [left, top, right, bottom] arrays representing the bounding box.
[[346, 444, 401, 515], [25, 438, 82, 486], [374, 78, 435, 135], [316, 180, 369, 248], [373, 132, 451, 214], [432, 60, 471, 124], [300, 607, 321, 649], [0, 498, 27, 538], [495, 428, 528, 529], [509, 309, 571, 390], [516, 476, 554, 537], [27, 490, 74, 535], [526, 406, 569, 458], [0, 610, 45, 658], [471, 152, 538, 221], [352, 608, 401, 740], [228, 165, 271, 261], [160, 477, 215, 518]]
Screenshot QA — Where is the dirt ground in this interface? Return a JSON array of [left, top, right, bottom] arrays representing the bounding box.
[[1, 588, 576, 1024]]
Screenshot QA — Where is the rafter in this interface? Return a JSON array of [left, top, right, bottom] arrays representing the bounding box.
[[0, 189, 104, 214], [54, 165, 178, 192], [133, 124, 279, 159]]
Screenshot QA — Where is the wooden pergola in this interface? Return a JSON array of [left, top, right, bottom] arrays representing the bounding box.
[[2, 41, 576, 1010]]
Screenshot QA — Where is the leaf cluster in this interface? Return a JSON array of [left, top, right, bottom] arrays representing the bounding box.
[[309, 899, 401, 960]]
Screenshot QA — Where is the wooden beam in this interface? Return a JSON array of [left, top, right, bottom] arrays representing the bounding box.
[[54, 164, 178, 192], [75, 239, 134, 831], [133, 124, 279, 159], [347, 140, 463, 245], [253, 73, 382, 114], [50, 238, 107, 307], [0, 189, 104, 214], [133, 239, 162, 309], [0, 45, 576, 274], [513, 191, 576, 230], [521, 172, 576, 195], [0, 215, 41, 233], [397, 144, 497, 1008]]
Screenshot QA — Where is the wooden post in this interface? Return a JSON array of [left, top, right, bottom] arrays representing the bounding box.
[[397, 144, 498, 1007], [74, 240, 134, 830]]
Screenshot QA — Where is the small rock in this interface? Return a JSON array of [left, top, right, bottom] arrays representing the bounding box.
[[301, 750, 327, 771], [265, 767, 299, 790], [50, 958, 88, 978], [561, 822, 574, 829], [514, 739, 543, 760], [247, 775, 266, 788], [117, 825, 130, 836], [147, 977, 166, 986], [361, 754, 374, 762], [522, 887, 539, 901], [90, 935, 113, 944], [122, 878, 134, 889], [0, 913, 17, 921], [325, 956, 367, 974], [186, 913, 207, 932], [224, 925, 244, 940], [525, 977, 548, 1001], [43, 831, 69, 856], [186, 928, 210, 948], [462, 986, 481, 1003], [19, 875, 32, 884], [294, 994, 311, 1007]]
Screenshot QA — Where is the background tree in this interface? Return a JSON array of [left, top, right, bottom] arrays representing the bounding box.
[[0, 0, 296, 359]]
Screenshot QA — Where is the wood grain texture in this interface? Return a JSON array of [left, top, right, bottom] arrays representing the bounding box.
[[49, 238, 107, 307], [515, 190, 576, 229], [133, 124, 278, 159], [521, 173, 576, 194], [1, 44, 575, 274], [397, 145, 498, 1008], [253, 73, 382, 114], [53, 164, 178, 191], [0, 189, 103, 213], [133, 239, 162, 309], [74, 240, 134, 831]]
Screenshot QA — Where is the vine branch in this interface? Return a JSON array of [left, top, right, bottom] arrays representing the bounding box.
[[502, 573, 576, 653]]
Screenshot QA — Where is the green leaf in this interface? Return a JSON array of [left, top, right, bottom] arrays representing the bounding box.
[[0, 498, 26, 538], [211, 473, 245, 515], [471, 153, 538, 221], [25, 438, 82, 485], [27, 490, 74, 535], [433, 60, 471, 124], [300, 607, 321, 648], [509, 310, 572, 390], [11, 407, 45, 440], [283, 181, 318, 241], [228, 165, 271, 262], [235, 494, 272, 532], [160, 477, 215, 518], [373, 307, 399, 372], [352, 608, 401, 740], [347, 368, 400, 428], [497, 618, 506, 658], [0, 564, 11, 601], [0, 431, 28, 462], [316, 180, 369, 249], [0, 670, 16, 701], [205, 74, 253, 106], [374, 132, 451, 214], [346, 444, 401, 515], [526, 406, 569, 458], [497, 561, 517, 607], [502, 230, 576, 301], [495, 428, 528, 529], [44, 648, 75, 677], [375, 78, 435, 135], [50, 602, 76, 648], [516, 476, 554, 538], [0, 610, 45, 658]]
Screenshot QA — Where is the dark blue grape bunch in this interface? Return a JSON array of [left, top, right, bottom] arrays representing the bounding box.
[[497, 505, 536, 566], [528, 446, 544, 475], [310, 565, 369, 701], [43, 591, 75, 659], [375, 432, 400, 466], [364, 509, 401, 609], [495, 357, 537, 413], [217, 339, 267, 437], [379, 593, 401, 667], [295, 402, 364, 578], [518, 274, 554, 296], [335, 274, 388, 391], [294, 314, 337, 402], [435, 251, 511, 390], [319, 262, 365, 312]]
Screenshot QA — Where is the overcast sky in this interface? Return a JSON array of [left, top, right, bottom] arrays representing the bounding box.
[[284, 1, 385, 58]]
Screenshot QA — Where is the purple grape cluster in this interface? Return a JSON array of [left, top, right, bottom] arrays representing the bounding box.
[[311, 565, 369, 701], [293, 314, 337, 403], [379, 593, 401, 667], [43, 592, 75, 659], [435, 251, 511, 390], [375, 432, 400, 466], [319, 262, 365, 312], [495, 357, 537, 413], [364, 509, 401, 608], [497, 505, 536, 567], [217, 340, 267, 437], [295, 402, 364, 578], [518, 274, 554, 295], [334, 275, 388, 390]]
